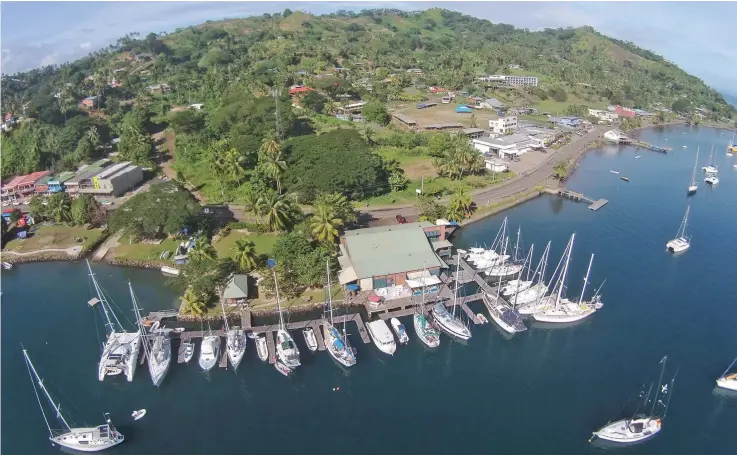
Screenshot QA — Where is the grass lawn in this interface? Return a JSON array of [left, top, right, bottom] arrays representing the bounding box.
[[110, 238, 181, 262], [534, 97, 608, 115], [4, 225, 104, 253], [213, 232, 279, 259], [250, 284, 344, 312]]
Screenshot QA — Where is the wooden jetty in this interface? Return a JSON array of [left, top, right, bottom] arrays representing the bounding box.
[[219, 338, 228, 369], [312, 321, 326, 351], [632, 139, 670, 153], [145, 309, 179, 323], [266, 331, 276, 364], [547, 188, 608, 212]]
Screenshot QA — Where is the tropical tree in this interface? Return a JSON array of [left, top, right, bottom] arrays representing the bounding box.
[[240, 186, 263, 221], [446, 188, 473, 221], [323, 99, 338, 115], [553, 160, 569, 180], [189, 236, 217, 262], [47, 193, 72, 223], [468, 112, 478, 128], [433, 134, 484, 180], [256, 147, 287, 194], [310, 204, 343, 243], [257, 191, 294, 231], [312, 192, 357, 225], [388, 171, 408, 192], [223, 147, 246, 187], [363, 126, 376, 145], [231, 239, 259, 271], [86, 126, 101, 149], [655, 110, 667, 124], [180, 287, 206, 316]]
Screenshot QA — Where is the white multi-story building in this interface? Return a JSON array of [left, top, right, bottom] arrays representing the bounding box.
[[477, 75, 539, 87], [588, 109, 619, 122], [489, 116, 518, 134]]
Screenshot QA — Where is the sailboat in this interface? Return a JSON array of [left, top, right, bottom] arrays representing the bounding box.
[[198, 324, 220, 372], [485, 238, 528, 334], [432, 255, 472, 340], [413, 269, 440, 348], [323, 260, 357, 367], [501, 244, 535, 297], [220, 299, 246, 371], [716, 357, 737, 390], [591, 356, 675, 444], [702, 145, 718, 173], [516, 242, 552, 313], [727, 131, 736, 156], [86, 260, 141, 382], [23, 348, 124, 451], [666, 206, 691, 253], [533, 235, 604, 323], [705, 173, 719, 185], [271, 264, 300, 369], [128, 281, 170, 387], [688, 147, 699, 194]]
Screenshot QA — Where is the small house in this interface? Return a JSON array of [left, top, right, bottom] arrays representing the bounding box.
[[222, 274, 249, 304], [81, 96, 98, 108], [480, 98, 505, 110], [484, 159, 509, 173]]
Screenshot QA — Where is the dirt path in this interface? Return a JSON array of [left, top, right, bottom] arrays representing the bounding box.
[[4, 245, 83, 256]]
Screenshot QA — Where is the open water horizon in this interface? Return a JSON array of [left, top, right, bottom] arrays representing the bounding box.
[[2, 124, 737, 455]]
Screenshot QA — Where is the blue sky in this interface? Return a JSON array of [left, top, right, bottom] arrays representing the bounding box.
[[2, 2, 736, 96]]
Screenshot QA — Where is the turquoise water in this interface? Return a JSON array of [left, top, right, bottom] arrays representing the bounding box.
[[3, 124, 737, 455]]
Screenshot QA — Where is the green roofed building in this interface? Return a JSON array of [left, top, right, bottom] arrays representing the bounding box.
[[338, 222, 451, 291], [222, 274, 249, 304]]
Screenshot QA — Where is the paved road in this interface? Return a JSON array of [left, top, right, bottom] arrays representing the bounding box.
[[363, 126, 605, 220]]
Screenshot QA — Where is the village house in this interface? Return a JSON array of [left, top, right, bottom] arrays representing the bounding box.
[[484, 158, 509, 173], [614, 105, 637, 118], [81, 96, 98, 108], [477, 75, 539, 87], [479, 98, 505, 110], [588, 109, 619, 122], [222, 274, 249, 305]]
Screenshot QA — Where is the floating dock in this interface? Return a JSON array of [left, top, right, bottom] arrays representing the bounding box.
[[546, 188, 608, 211], [588, 199, 609, 211]]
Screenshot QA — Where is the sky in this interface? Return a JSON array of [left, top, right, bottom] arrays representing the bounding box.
[[1, 1, 736, 97]]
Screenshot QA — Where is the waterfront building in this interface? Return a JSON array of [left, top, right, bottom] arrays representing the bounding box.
[[337, 222, 450, 291], [66, 159, 143, 196], [33, 171, 76, 195], [472, 134, 541, 159], [588, 109, 619, 122], [489, 116, 518, 134]]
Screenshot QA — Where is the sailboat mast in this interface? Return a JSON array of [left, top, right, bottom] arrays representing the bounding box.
[[721, 356, 737, 378], [23, 349, 72, 433], [452, 253, 460, 317], [691, 147, 699, 185], [525, 244, 535, 281], [578, 254, 594, 304], [514, 226, 521, 262], [650, 356, 668, 417], [534, 242, 552, 306], [220, 298, 230, 333], [555, 234, 575, 309], [272, 269, 285, 330], [326, 259, 334, 326], [86, 259, 121, 335]]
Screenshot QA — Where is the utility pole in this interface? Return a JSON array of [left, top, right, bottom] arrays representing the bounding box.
[[274, 88, 282, 141]]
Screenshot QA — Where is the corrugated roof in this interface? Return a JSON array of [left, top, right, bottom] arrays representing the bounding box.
[[222, 274, 249, 299], [341, 222, 443, 279], [19, 171, 50, 185], [2, 175, 27, 189], [392, 113, 417, 125], [67, 159, 111, 184], [55, 171, 76, 183], [96, 161, 132, 180]]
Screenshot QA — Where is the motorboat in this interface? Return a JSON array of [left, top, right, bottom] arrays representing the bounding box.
[[432, 302, 471, 340], [276, 329, 301, 368], [483, 294, 526, 334], [609, 170, 620, 174], [390, 318, 409, 345], [705, 173, 719, 185], [274, 361, 292, 377], [24, 348, 125, 452], [2, 261, 12, 270], [620, 176, 630, 182], [366, 320, 397, 356], [131, 409, 146, 421], [303, 327, 318, 352], [716, 357, 737, 391], [182, 342, 195, 363], [254, 333, 269, 362], [667, 207, 691, 254], [476, 313, 489, 324], [198, 335, 220, 372]]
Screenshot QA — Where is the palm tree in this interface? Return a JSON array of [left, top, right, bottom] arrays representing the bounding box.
[[258, 149, 287, 194], [189, 236, 217, 262], [180, 287, 206, 316], [86, 126, 101, 149], [446, 188, 472, 222], [310, 204, 343, 243], [240, 187, 262, 222], [363, 126, 376, 145], [468, 113, 478, 128], [223, 147, 246, 187], [324, 98, 338, 115], [49, 195, 72, 223], [553, 160, 569, 180], [259, 132, 281, 157], [257, 192, 293, 232], [231, 239, 259, 271], [208, 151, 228, 200]]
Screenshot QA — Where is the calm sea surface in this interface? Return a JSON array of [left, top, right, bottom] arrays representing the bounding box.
[[3, 124, 737, 455]]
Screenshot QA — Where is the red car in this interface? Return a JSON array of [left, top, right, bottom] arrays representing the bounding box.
[[396, 214, 407, 224]]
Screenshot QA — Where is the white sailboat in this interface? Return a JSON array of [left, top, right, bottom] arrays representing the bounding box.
[[727, 131, 735, 156], [432, 255, 472, 340], [366, 319, 397, 355], [716, 356, 737, 391], [705, 173, 719, 185], [86, 260, 140, 382], [129, 282, 170, 387], [591, 356, 675, 444], [220, 299, 246, 371], [390, 318, 410, 345], [666, 206, 691, 253], [23, 348, 124, 452], [271, 264, 300, 369], [323, 261, 357, 367], [501, 244, 535, 297], [516, 242, 552, 313], [702, 145, 718, 173], [688, 147, 699, 194], [198, 325, 220, 372], [533, 235, 604, 323], [413, 271, 441, 348], [484, 225, 525, 279], [485, 235, 528, 334]]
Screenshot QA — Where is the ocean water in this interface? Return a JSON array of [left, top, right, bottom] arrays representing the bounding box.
[[3, 124, 737, 455]]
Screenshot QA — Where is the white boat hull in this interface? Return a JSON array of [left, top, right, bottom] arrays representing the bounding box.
[[323, 323, 357, 367], [666, 237, 690, 253], [593, 418, 661, 444], [687, 185, 697, 194], [390, 318, 410, 345], [303, 328, 319, 352], [255, 335, 268, 362], [432, 303, 472, 340], [98, 331, 141, 382], [148, 335, 171, 387], [484, 263, 524, 278], [276, 330, 301, 368], [226, 329, 247, 371], [366, 320, 397, 356], [716, 375, 737, 391], [198, 336, 220, 372], [52, 426, 124, 452], [413, 313, 440, 348], [532, 302, 601, 323]]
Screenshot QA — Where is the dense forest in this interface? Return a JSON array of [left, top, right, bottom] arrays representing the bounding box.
[[2, 7, 734, 190]]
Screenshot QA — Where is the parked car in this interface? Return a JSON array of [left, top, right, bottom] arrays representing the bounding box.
[[395, 214, 407, 224]]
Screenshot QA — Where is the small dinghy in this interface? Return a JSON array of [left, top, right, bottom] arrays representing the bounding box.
[[390, 318, 409, 345], [246, 331, 257, 339], [274, 361, 292, 377], [182, 342, 195, 363], [634, 156, 642, 159], [1, 262, 12, 270], [476, 313, 489, 324], [303, 327, 318, 352], [131, 409, 146, 420], [621, 176, 631, 182], [682, 145, 687, 149], [255, 334, 268, 362], [172, 327, 185, 334], [609, 170, 620, 174]]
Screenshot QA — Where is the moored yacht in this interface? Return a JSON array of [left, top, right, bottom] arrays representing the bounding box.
[[303, 327, 318, 352], [198, 332, 220, 372], [716, 357, 737, 391], [702, 145, 718, 173], [390, 318, 410, 345], [323, 260, 357, 368], [483, 294, 526, 334], [666, 206, 691, 253], [432, 302, 471, 340], [705, 173, 719, 185], [254, 334, 269, 362], [146, 322, 171, 387], [413, 273, 440, 348], [688, 147, 699, 195], [366, 320, 397, 355], [220, 299, 246, 371]]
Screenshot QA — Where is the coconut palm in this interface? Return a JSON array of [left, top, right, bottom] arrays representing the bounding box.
[[553, 160, 569, 180], [324, 98, 338, 115], [446, 188, 472, 222], [180, 287, 206, 316], [257, 191, 293, 232], [259, 132, 281, 157], [189, 236, 217, 262], [310, 204, 343, 243], [48, 195, 72, 223], [363, 126, 376, 145], [223, 147, 246, 187], [257, 149, 287, 194], [231, 239, 259, 272], [86, 126, 101, 149]]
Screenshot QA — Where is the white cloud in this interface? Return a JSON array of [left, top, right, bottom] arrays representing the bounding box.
[[80, 42, 92, 49]]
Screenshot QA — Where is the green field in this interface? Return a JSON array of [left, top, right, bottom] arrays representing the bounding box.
[[4, 225, 104, 253], [213, 232, 279, 259], [250, 284, 344, 311], [110, 238, 180, 262]]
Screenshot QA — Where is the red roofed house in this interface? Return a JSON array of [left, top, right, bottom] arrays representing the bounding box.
[[615, 105, 636, 118], [288, 85, 314, 96], [16, 171, 50, 198], [429, 86, 450, 94], [81, 96, 98, 109], [1, 175, 27, 203]]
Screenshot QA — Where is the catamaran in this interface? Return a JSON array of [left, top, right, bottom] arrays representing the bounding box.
[[322, 260, 357, 367], [591, 356, 675, 444], [413, 271, 440, 348], [702, 145, 718, 173], [271, 266, 300, 369], [432, 255, 472, 340], [220, 299, 246, 371], [666, 206, 691, 253], [533, 235, 604, 323], [688, 147, 699, 195], [705, 173, 719, 185], [716, 356, 737, 391], [23, 348, 124, 452], [198, 325, 220, 372], [366, 319, 397, 355], [86, 260, 141, 382]]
